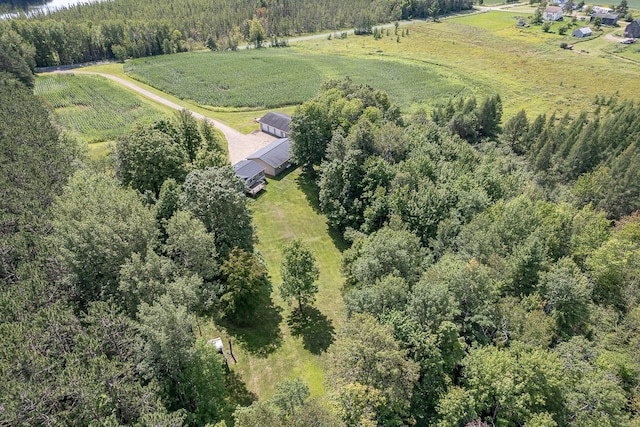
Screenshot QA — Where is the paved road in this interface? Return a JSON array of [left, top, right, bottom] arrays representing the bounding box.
[[51, 70, 276, 164]]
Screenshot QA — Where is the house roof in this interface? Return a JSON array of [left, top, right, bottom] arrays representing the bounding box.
[[258, 112, 291, 133], [545, 5, 562, 13], [592, 12, 618, 20], [247, 138, 291, 169], [574, 27, 592, 35], [233, 159, 265, 180]]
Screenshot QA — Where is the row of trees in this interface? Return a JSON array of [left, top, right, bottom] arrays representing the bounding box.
[[285, 79, 640, 425], [1, 0, 473, 67]]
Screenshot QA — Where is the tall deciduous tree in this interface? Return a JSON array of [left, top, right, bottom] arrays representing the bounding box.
[[51, 171, 157, 307], [326, 313, 419, 423], [181, 166, 254, 258], [115, 124, 189, 196], [279, 239, 319, 312]]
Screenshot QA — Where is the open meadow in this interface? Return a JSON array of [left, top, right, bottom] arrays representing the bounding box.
[[34, 73, 167, 143], [121, 10, 640, 119]]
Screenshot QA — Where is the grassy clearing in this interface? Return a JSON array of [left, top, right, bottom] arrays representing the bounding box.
[[35, 73, 166, 143], [125, 49, 470, 111], [303, 11, 640, 117], [200, 168, 345, 400]]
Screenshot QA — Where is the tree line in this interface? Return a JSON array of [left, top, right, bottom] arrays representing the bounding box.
[[282, 78, 640, 425], [0, 0, 473, 67]]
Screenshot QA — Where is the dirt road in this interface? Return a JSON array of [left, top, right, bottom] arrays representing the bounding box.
[[52, 70, 276, 164]]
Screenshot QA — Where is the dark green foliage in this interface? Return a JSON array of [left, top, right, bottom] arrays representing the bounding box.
[[116, 124, 189, 196], [51, 171, 158, 307], [0, 29, 35, 87], [0, 73, 77, 283], [219, 248, 270, 324], [180, 166, 255, 258], [432, 94, 503, 143]]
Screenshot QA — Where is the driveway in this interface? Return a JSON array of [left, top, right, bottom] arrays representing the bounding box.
[[51, 70, 276, 164]]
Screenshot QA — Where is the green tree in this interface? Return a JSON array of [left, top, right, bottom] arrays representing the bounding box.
[[272, 378, 310, 424], [115, 124, 189, 196], [174, 109, 202, 162], [279, 239, 320, 312], [0, 74, 77, 283], [248, 17, 266, 47], [218, 248, 270, 324], [503, 109, 530, 154], [181, 166, 255, 258], [51, 171, 157, 307], [326, 313, 419, 422]]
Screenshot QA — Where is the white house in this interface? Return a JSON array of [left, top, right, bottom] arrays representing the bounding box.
[[544, 5, 564, 21]]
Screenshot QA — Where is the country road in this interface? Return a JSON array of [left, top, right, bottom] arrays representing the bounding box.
[[51, 70, 276, 164]]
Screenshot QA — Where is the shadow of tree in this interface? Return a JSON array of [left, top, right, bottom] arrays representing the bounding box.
[[295, 167, 321, 213], [220, 290, 283, 357], [287, 305, 335, 354]]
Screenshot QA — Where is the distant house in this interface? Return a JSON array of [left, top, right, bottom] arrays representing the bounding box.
[[233, 159, 266, 195], [257, 112, 291, 138], [592, 5, 613, 14], [572, 27, 593, 37], [625, 19, 640, 38], [590, 12, 619, 26], [544, 6, 563, 21], [247, 137, 293, 177]]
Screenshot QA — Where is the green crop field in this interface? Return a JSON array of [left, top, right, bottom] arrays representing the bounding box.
[[35, 73, 167, 143], [121, 11, 640, 120], [125, 49, 473, 112]]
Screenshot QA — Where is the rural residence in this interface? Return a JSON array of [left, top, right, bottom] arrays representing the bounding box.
[[543, 6, 563, 21], [233, 159, 266, 195], [257, 112, 291, 138], [592, 6, 613, 14], [590, 12, 619, 26], [572, 27, 593, 37], [625, 19, 640, 38], [247, 137, 293, 177]]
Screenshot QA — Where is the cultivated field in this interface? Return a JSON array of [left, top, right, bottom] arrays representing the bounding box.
[[125, 49, 470, 111], [35, 73, 167, 143], [123, 10, 640, 119]]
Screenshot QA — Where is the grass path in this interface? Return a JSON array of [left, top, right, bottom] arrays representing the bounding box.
[[201, 169, 345, 399]]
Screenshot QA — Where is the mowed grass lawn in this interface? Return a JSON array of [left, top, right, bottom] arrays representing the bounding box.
[[201, 168, 345, 400], [35, 73, 167, 143]]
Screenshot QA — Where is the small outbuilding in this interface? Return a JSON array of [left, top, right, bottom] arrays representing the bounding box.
[[572, 27, 593, 37], [247, 137, 293, 177], [257, 112, 291, 138], [233, 159, 266, 195], [624, 19, 640, 38], [592, 6, 613, 14], [590, 12, 619, 26], [544, 6, 563, 21]]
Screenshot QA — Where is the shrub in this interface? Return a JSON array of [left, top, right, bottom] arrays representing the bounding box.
[[542, 22, 552, 32], [559, 25, 568, 35]]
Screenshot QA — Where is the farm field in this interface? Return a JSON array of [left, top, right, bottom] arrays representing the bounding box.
[[35, 73, 168, 143], [121, 10, 640, 119], [125, 49, 472, 112], [201, 168, 345, 399]]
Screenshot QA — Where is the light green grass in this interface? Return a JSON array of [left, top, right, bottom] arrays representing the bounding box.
[[35, 73, 167, 143], [124, 49, 470, 111], [200, 168, 345, 400]]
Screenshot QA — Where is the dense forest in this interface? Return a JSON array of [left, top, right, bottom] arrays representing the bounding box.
[[4, 4, 640, 424], [0, 0, 472, 67]]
